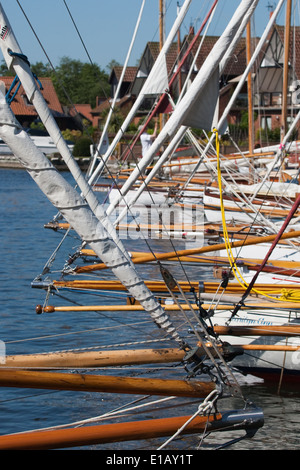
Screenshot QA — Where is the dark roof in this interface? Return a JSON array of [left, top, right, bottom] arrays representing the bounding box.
[[92, 94, 134, 115], [110, 66, 138, 83], [274, 24, 300, 78], [185, 35, 261, 78], [146, 41, 180, 76]]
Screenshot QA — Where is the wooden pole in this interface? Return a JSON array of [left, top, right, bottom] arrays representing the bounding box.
[[1, 348, 186, 369], [75, 230, 300, 273], [238, 344, 300, 352], [38, 300, 300, 314], [0, 369, 215, 398], [247, 21, 254, 156], [0, 412, 222, 450], [52, 279, 300, 294], [214, 325, 300, 337], [282, 0, 292, 138]]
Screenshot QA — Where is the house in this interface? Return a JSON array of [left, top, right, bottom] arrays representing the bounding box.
[[127, 30, 256, 125], [68, 103, 99, 129], [92, 20, 300, 149], [110, 66, 138, 99], [90, 67, 138, 129], [252, 24, 300, 141], [0, 76, 71, 130]]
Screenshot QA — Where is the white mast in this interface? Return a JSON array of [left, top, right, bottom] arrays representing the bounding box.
[[106, 0, 260, 218], [87, 0, 146, 178], [0, 3, 181, 343], [87, 0, 192, 185], [0, 3, 130, 261]]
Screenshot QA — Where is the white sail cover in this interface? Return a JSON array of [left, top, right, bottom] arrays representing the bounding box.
[[141, 54, 169, 96], [87, 0, 192, 185], [0, 96, 180, 344], [181, 67, 219, 130], [106, 0, 260, 216]]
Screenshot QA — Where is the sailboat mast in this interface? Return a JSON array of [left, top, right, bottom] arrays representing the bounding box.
[[247, 21, 254, 155], [282, 0, 292, 138], [159, 0, 166, 49], [159, 0, 166, 132]]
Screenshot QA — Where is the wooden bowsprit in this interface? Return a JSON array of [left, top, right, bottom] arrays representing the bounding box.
[[0, 404, 264, 450]]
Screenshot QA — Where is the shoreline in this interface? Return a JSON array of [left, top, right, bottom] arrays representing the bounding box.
[[0, 154, 91, 171]]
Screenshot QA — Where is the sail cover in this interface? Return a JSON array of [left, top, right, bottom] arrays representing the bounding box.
[[0, 86, 180, 344], [181, 67, 219, 130]]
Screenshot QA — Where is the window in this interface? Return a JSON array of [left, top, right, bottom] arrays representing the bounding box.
[[271, 93, 281, 106], [261, 116, 272, 130]]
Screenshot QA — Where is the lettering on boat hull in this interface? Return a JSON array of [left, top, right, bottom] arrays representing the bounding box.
[[0, 340, 5, 364]]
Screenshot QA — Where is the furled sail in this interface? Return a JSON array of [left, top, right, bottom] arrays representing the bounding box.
[[0, 87, 181, 343], [87, 0, 146, 179], [106, 0, 260, 217], [87, 0, 192, 185], [0, 4, 131, 263]]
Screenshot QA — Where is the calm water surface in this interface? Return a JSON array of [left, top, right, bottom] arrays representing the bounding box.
[[1, 168, 300, 451]]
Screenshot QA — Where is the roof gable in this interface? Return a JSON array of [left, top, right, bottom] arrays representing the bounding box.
[[109, 66, 138, 84]]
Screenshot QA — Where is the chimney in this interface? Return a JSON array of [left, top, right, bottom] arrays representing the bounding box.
[[189, 25, 194, 36]]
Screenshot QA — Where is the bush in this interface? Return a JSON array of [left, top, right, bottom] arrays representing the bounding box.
[[72, 137, 92, 157]]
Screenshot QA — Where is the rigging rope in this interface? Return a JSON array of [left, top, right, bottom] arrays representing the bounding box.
[[156, 389, 219, 450], [213, 128, 300, 312]]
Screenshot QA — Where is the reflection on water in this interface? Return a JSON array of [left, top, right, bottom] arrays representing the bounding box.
[[1, 169, 300, 450]]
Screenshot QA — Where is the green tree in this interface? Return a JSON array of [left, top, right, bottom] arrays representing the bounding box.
[[0, 57, 111, 108], [0, 59, 13, 76], [31, 61, 53, 77], [51, 56, 110, 107]]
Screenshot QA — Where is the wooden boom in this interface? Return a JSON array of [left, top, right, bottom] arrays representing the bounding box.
[[0, 348, 186, 369], [37, 300, 300, 314], [0, 369, 215, 398], [74, 230, 300, 273], [0, 412, 222, 450]]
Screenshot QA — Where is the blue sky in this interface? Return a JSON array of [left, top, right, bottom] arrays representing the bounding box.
[[0, 1, 290, 72]]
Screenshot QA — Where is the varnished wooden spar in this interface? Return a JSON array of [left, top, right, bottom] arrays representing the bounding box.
[[51, 279, 300, 295], [238, 344, 300, 352], [45, 221, 255, 234], [74, 230, 300, 273], [0, 369, 215, 398], [0, 348, 186, 369], [75, 251, 300, 276], [37, 300, 300, 314], [214, 325, 300, 337], [0, 412, 222, 450], [3, 336, 300, 371]]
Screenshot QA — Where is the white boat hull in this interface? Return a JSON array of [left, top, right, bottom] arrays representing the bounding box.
[[213, 308, 300, 379]]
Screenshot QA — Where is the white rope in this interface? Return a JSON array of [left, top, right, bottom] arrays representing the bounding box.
[[156, 389, 219, 450]]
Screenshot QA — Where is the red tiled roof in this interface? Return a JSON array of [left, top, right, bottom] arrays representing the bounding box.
[[70, 103, 98, 126], [0, 76, 64, 117]]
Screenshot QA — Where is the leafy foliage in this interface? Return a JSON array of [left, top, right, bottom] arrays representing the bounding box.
[[0, 56, 110, 108], [51, 57, 110, 107], [73, 136, 92, 157]]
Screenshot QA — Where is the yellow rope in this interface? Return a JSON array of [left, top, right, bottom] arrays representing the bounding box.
[[213, 128, 300, 303]]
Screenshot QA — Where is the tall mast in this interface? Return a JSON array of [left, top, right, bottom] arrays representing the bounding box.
[[177, 2, 182, 94], [282, 0, 292, 138], [159, 0, 166, 49], [247, 21, 254, 155], [159, 0, 166, 132], [247, 19, 254, 183]]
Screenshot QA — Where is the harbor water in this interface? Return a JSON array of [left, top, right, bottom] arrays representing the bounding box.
[[1, 168, 300, 451]]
